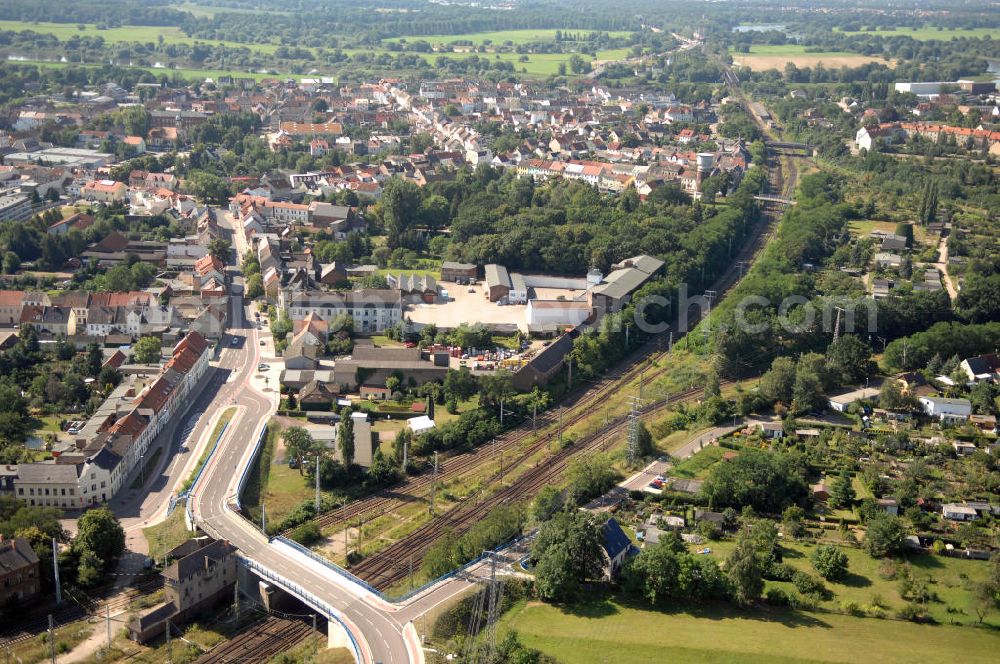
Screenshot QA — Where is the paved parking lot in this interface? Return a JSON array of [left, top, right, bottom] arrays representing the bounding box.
[[405, 284, 527, 329]]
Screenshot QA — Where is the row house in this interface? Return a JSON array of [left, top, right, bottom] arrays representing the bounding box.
[[280, 288, 402, 334], [11, 331, 212, 509]]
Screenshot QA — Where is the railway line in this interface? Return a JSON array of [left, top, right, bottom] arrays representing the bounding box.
[[0, 576, 164, 648], [191, 615, 315, 664], [350, 385, 710, 589]]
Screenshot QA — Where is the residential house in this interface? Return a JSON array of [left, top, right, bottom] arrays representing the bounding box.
[[960, 354, 1000, 383], [129, 539, 237, 643], [919, 396, 972, 424], [600, 518, 637, 580], [0, 536, 40, 605]]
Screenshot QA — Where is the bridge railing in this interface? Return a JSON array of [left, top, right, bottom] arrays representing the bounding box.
[[233, 423, 268, 511], [274, 533, 528, 604], [238, 555, 365, 664]]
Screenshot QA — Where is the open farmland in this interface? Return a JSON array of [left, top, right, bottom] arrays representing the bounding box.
[[386, 28, 633, 45], [0, 20, 282, 53], [839, 26, 1000, 40], [731, 44, 892, 71]]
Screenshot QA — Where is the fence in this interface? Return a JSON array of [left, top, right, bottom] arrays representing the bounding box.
[[167, 419, 231, 522], [275, 533, 528, 605], [233, 423, 269, 511]]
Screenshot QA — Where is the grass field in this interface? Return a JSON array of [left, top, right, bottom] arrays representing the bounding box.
[[1, 20, 632, 77], [840, 26, 999, 41], [502, 597, 1000, 664], [0, 20, 282, 53], [731, 44, 891, 71], [170, 2, 289, 18], [12, 58, 295, 83], [696, 538, 999, 627], [386, 29, 632, 45], [143, 508, 191, 562]]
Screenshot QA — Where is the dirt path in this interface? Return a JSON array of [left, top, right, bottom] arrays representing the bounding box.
[[932, 233, 959, 300]]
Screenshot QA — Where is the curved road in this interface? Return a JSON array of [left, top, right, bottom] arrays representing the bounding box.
[[189, 291, 417, 664]]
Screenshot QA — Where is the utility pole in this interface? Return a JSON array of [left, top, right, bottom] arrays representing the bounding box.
[[499, 398, 504, 429], [626, 396, 643, 466], [668, 330, 673, 351], [261, 504, 266, 535], [233, 578, 240, 623], [312, 614, 318, 661], [703, 290, 716, 343], [430, 452, 438, 515], [532, 402, 537, 431], [833, 306, 844, 342], [402, 437, 408, 469], [165, 621, 171, 664], [52, 538, 61, 605], [106, 603, 111, 652], [567, 355, 573, 389], [48, 615, 55, 664], [314, 454, 321, 512]]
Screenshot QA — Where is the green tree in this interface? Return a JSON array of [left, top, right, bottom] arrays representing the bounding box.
[[444, 368, 478, 402], [338, 407, 355, 467], [701, 448, 808, 513], [73, 507, 125, 568], [532, 486, 564, 522], [971, 555, 1000, 624], [532, 512, 604, 602], [635, 422, 655, 458], [245, 273, 263, 299], [207, 237, 230, 262], [2, 251, 19, 274], [864, 514, 908, 558], [829, 471, 856, 509], [478, 370, 514, 409], [131, 336, 162, 364], [826, 335, 873, 386], [283, 427, 316, 473], [379, 178, 422, 249], [759, 356, 796, 403], [726, 528, 765, 606], [811, 544, 849, 581]]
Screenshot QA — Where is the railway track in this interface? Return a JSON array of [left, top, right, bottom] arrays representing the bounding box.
[[191, 615, 315, 664], [350, 386, 708, 589], [0, 576, 164, 648]]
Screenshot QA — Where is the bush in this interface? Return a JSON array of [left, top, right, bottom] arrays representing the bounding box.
[[840, 600, 863, 616], [765, 587, 792, 606], [764, 561, 795, 582], [792, 571, 828, 599], [897, 603, 931, 623], [811, 544, 849, 582], [290, 521, 322, 547]]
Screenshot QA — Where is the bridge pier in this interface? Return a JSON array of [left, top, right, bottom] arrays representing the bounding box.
[[328, 619, 352, 653]]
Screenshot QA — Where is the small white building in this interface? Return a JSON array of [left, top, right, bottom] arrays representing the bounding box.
[[828, 386, 880, 413], [919, 396, 972, 424], [525, 300, 591, 328], [407, 415, 435, 436], [942, 503, 978, 522]]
